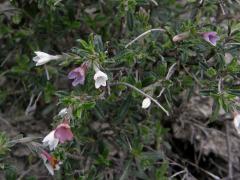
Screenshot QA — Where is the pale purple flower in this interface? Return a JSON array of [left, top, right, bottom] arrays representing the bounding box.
[[201, 32, 219, 46], [68, 63, 88, 86]]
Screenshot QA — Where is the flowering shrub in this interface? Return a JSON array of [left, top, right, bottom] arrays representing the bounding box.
[[1, 0, 240, 179]]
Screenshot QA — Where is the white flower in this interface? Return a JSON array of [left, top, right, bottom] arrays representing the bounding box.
[[42, 130, 59, 151], [33, 51, 61, 66], [142, 97, 151, 109], [234, 113, 240, 134], [94, 69, 108, 89], [58, 108, 68, 117]]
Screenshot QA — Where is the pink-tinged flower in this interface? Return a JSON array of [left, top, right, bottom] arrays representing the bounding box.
[[42, 122, 73, 150], [68, 63, 88, 86], [40, 150, 61, 176], [54, 122, 74, 143], [201, 32, 219, 46]]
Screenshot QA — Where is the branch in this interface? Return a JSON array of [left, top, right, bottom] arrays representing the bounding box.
[[226, 122, 233, 180], [125, 28, 165, 48], [157, 63, 177, 98], [17, 160, 41, 180], [110, 82, 169, 116]]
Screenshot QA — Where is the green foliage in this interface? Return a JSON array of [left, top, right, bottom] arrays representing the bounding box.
[[0, 133, 9, 156], [1, 0, 240, 179]]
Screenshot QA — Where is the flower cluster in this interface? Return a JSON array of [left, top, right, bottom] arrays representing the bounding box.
[[172, 31, 220, 46], [31, 31, 219, 175], [33, 51, 109, 89], [32, 52, 110, 175], [40, 108, 73, 175], [68, 62, 108, 88]]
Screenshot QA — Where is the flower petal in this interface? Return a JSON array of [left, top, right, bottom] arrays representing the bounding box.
[[72, 76, 85, 86], [58, 108, 68, 117], [43, 130, 59, 150], [54, 123, 73, 143], [234, 114, 240, 134], [94, 70, 108, 81], [40, 150, 61, 175], [44, 162, 55, 175], [68, 66, 86, 86], [202, 32, 219, 46], [35, 58, 51, 66], [33, 56, 40, 62], [98, 77, 106, 86], [94, 70, 108, 89], [33, 51, 61, 66], [142, 97, 151, 109], [34, 51, 51, 58], [95, 80, 101, 89], [68, 71, 78, 79]]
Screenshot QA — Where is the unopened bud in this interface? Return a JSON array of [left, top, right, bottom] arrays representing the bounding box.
[[172, 32, 189, 42]]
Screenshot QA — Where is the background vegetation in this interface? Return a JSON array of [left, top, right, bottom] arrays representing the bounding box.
[[1, 0, 240, 179]]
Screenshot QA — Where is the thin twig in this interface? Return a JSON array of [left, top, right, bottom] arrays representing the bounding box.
[[182, 65, 202, 87], [170, 169, 187, 179], [157, 63, 177, 97], [110, 82, 169, 116], [25, 92, 42, 116], [125, 28, 165, 48], [149, 0, 158, 6], [0, 115, 12, 127], [226, 122, 233, 180], [66, 153, 84, 161], [44, 65, 50, 80], [218, 77, 222, 94], [222, 174, 240, 180], [143, 79, 163, 92], [17, 160, 41, 180], [181, 158, 220, 180], [218, 0, 226, 15], [9, 136, 42, 146]]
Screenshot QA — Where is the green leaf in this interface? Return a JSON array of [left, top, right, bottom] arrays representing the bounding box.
[[206, 67, 217, 78], [227, 58, 240, 73], [12, 14, 22, 24], [127, 12, 134, 31], [80, 102, 96, 110], [142, 73, 157, 86], [115, 95, 132, 122], [228, 89, 240, 96], [94, 35, 104, 52], [155, 161, 168, 180], [120, 161, 131, 180]]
